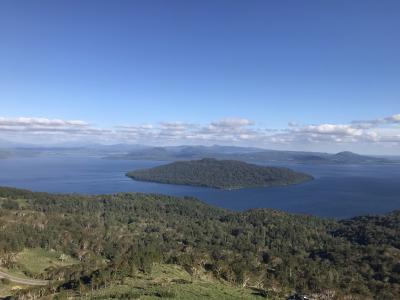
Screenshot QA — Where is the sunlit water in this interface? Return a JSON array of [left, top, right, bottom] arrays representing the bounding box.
[[0, 157, 399, 219]]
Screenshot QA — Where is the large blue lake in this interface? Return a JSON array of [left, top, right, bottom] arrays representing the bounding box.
[[0, 157, 399, 219]]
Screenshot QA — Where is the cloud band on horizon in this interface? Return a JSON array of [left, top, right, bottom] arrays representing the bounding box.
[[0, 115, 399, 154]]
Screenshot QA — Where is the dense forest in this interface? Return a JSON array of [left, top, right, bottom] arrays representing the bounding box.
[[126, 158, 313, 189], [0, 187, 399, 299]]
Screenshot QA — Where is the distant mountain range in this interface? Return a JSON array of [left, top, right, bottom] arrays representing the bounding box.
[[0, 143, 147, 159], [0, 143, 396, 164], [107, 145, 394, 164]]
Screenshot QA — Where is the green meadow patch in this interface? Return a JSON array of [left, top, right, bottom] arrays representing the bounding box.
[[16, 248, 78, 275]]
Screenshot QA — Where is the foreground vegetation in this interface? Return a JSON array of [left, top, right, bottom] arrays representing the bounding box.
[[0, 187, 399, 299], [127, 158, 313, 189]]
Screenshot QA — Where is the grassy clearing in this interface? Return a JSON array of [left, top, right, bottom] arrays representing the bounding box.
[[0, 266, 30, 280], [0, 248, 78, 298], [0, 197, 29, 209], [75, 264, 284, 300], [16, 248, 78, 274]]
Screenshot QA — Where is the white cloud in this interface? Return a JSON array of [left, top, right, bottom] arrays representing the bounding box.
[[281, 115, 400, 147], [0, 117, 109, 142], [0, 117, 88, 127], [386, 114, 400, 123], [0, 114, 400, 153], [210, 118, 253, 128], [352, 114, 400, 129], [293, 124, 363, 136]]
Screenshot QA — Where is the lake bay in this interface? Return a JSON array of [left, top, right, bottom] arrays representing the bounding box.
[[0, 157, 399, 219]]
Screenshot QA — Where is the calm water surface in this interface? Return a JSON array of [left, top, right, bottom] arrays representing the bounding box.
[[0, 157, 399, 219]]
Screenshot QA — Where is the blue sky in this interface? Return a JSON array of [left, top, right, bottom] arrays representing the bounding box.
[[0, 1, 399, 153]]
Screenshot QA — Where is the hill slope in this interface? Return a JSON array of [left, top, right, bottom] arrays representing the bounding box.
[[127, 158, 313, 189], [332, 151, 387, 163], [0, 187, 399, 298]]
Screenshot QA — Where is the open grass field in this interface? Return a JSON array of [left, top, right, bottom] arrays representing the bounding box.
[[16, 248, 78, 275], [72, 264, 285, 300], [0, 248, 78, 298]]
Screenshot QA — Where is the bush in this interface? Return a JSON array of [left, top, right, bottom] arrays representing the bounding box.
[[154, 289, 176, 298], [1, 278, 11, 285]]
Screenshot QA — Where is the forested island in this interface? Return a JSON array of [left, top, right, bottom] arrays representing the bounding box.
[[0, 187, 399, 299], [126, 158, 313, 189]]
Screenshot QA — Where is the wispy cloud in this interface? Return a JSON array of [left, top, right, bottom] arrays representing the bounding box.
[[281, 114, 400, 146], [351, 114, 400, 129], [0, 114, 399, 153], [0, 117, 110, 143], [0, 117, 88, 130]]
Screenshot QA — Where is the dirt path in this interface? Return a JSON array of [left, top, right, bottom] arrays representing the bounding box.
[[0, 270, 48, 286]]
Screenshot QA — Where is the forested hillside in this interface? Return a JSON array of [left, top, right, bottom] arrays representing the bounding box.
[[127, 158, 313, 189], [0, 187, 399, 299]]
